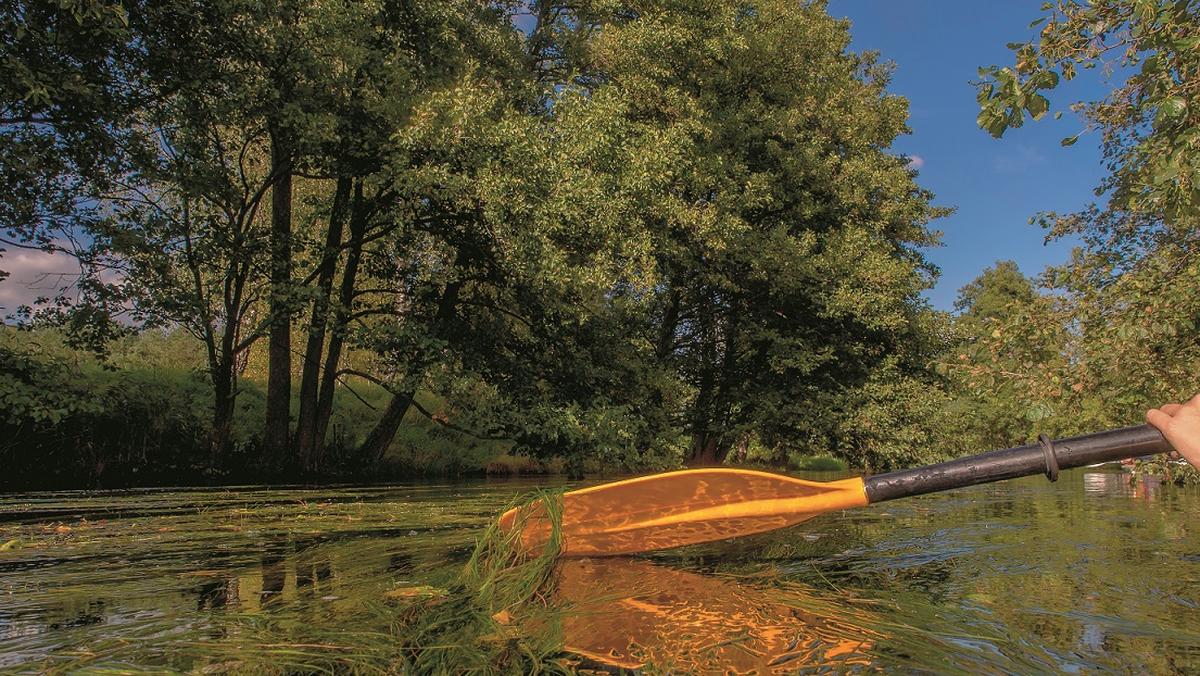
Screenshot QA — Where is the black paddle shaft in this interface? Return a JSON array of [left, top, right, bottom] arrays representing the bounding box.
[[863, 424, 1174, 504]]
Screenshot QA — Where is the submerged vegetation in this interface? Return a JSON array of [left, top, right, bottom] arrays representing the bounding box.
[[390, 494, 566, 673], [3, 474, 1199, 673]]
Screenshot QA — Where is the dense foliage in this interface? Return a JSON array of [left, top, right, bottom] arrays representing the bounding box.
[[0, 0, 956, 485], [0, 327, 521, 488], [3, 0, 1193, 487]]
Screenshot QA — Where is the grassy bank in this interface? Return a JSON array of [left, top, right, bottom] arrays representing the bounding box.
[[0, 329, 556, 490], [1, 327, 860, 490]]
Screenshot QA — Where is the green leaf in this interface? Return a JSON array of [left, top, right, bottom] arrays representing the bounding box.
[[1024, 403, 1051, 422], [977, 109, 1000, 135], [1060, 134, 1079, 147], [1158, 97, 1187, 124], [1152, 157, 1181, 184], [1026, 94, 1050, 120], [975, 83, 995, 106], [1034, 70, 1059, 89]]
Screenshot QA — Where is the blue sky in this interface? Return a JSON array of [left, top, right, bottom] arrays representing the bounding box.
[[827, 0, 1116, 310]]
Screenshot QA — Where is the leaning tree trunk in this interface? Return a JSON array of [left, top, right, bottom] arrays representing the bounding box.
[[264, 137, 293, 464], [360, 390, 416, 464], [357, 276, 464, 464], [296, 176, 351, 470]]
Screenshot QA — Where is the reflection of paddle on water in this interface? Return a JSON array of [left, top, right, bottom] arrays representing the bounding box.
[[555, 557, 878, 672]]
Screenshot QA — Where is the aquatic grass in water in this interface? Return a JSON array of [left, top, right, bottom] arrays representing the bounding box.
[[2, 485, 575, 674], [388, 490, 571, 674], [192, 490, 574, 674], [5, 472, 1200, 673]]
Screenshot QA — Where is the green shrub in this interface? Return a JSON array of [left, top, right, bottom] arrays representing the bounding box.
[[787, 454, 849, 472]]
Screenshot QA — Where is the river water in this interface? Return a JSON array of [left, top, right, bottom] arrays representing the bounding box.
[[2, 468, 1199, 673]]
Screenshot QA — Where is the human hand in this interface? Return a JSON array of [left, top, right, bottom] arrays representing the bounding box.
[[1147, 394, 1200, 469]]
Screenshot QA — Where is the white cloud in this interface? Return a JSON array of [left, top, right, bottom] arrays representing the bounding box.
[[907, 155, 925, 170], [0, 247, 81, 312]]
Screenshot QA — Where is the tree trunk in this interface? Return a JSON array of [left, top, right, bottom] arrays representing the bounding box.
[[209, 272, 245, 468], [357, 276, 464, 464], [210, 360, 236, 467], [655, 286, 681, 360], [265, 137, 293, 463], [296, 176, 351, 470], [360, 389, 416, 464], [312, 181, 368, 457], [685, 432, 730, 466], [684, 300, 739, 467]]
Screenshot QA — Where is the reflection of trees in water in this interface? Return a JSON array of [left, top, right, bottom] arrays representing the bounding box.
[[199, 535, 426, 616], [186, 534, 447, 618], [195, 577, 239, 611], [260, 550, 286, 606], [295, 541, 334, 596], [46, 599, 106, 630], [386, 552, 414, 574], [931, 476, 1200, 672]]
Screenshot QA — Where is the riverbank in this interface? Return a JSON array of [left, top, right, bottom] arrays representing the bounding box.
[[0, 329, 565, 490], [2, 329, 855, 490]]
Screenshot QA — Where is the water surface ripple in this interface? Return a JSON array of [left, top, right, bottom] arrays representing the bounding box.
[[2, 469, 1199, 673]]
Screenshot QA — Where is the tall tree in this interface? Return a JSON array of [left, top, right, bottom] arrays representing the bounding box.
[[953, 261, 1037, 322], [344, 76, 662, 464], [940, 262, 1060, 449], [86, 0, 307, 459], [0, 0, 273, 456], [284, 0, 526, 469], [589, 0, 947, 467]]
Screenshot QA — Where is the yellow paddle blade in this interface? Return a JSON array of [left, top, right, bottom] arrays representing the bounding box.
[[498, 469, 868, 556]]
